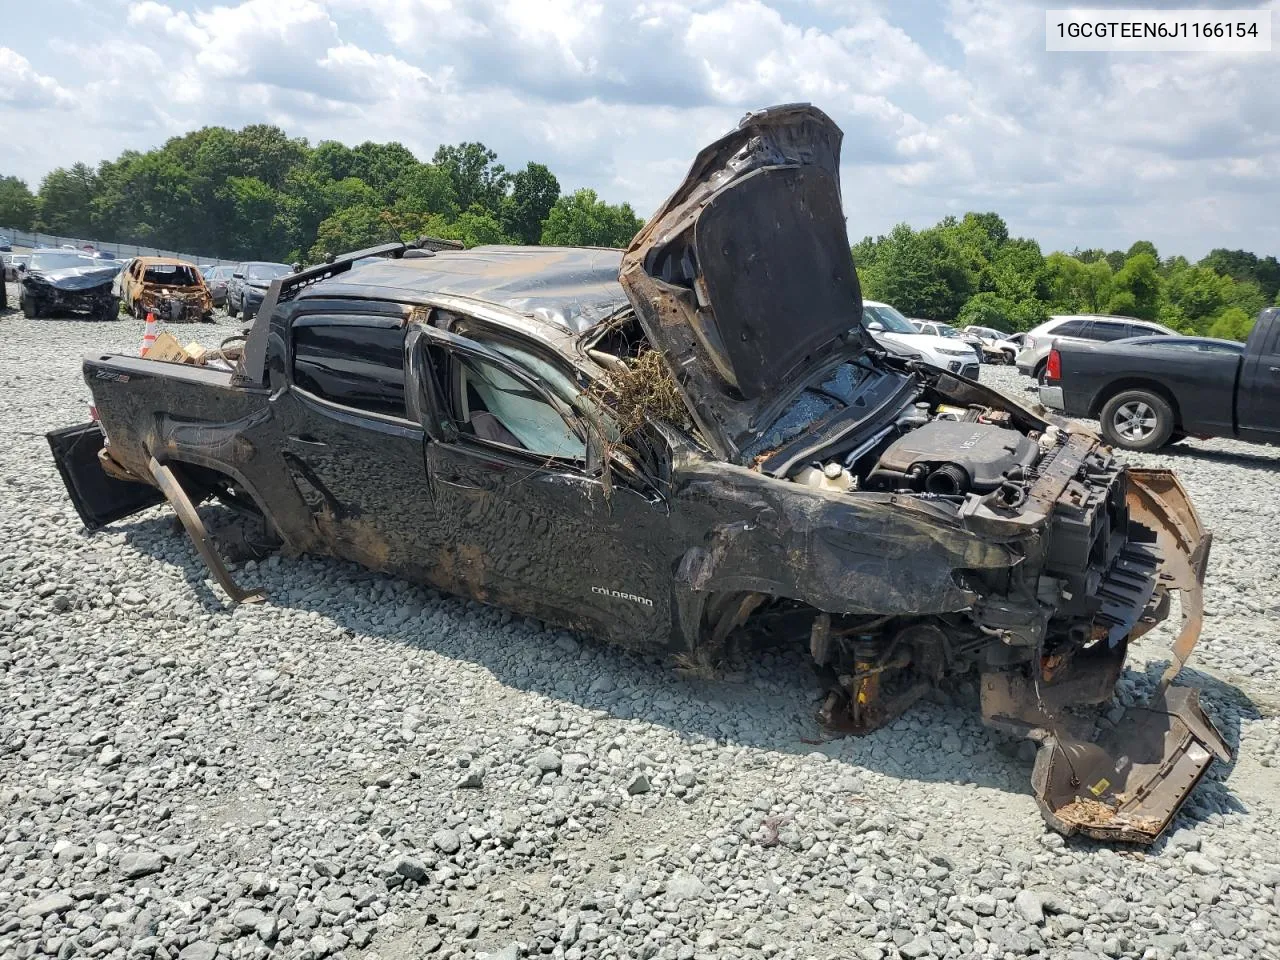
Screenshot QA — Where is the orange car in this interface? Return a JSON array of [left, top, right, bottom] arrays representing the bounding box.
[[117, 257, 214, 323]]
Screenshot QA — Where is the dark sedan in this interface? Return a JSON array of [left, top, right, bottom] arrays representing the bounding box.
[[203, 265, 237, 307], [227, 261, 293, 320]]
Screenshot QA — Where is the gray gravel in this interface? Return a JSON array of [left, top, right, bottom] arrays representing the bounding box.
[[1, 299, 1278, 960]]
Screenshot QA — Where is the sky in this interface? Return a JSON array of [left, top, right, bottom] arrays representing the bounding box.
[[1, 0, 1277, 259]]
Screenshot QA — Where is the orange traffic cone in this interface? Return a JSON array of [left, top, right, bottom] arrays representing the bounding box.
[[140, 311, 158, 356]]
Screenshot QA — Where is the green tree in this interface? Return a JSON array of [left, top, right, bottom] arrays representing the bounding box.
[[1044, 252, 1113, 313], [0, 176, 37, 229], [540, 189, 644, 248], [1108, 253, 1161, 320], [956, 292, 1016, 331], [1199, 248, 1280, 303], [1164, 265, 1233, 329], [501, 162, 560, 245], [432, 142, 510, 214], [859, 223, 974, 321], [1126, 240, 1158, 262], [36, 162, 99, 236], [308, 205, 402, 261], [442, 206, 510, 248], [1206, 307, 1255, 342], [395, 164, 457, 218]]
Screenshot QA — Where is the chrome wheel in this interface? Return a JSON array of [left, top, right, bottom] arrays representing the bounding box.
[[1113, 400, 1157, 442]]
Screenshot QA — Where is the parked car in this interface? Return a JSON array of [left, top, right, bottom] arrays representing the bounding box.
[[1039, 311, 1278, 451], [863, 301, 981, 377], [117, 257, 214, 322], [1016, 315, 1176, 380], [19, 248, 120, 321], [44, 105, 1226, 844], [3, 253, 30, 282], [912, 319, 983, 351], [227, 261, 293, 320], [963, 325, 1022, 364], [203, 265, 237, 307], [0, 235, 11, 252]]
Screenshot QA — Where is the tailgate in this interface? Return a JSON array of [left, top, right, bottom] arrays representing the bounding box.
[[46, 422, 163, 530]]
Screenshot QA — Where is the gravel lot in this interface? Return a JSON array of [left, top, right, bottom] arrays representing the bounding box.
[[2, 295, 1278, 960]]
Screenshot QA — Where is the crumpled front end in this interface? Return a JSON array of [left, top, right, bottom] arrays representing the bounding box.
[[138, 286, 212, 322], [1027, 469, 1228, 842], [24, 274, 117, 319], [975, 462, 1228, 843]]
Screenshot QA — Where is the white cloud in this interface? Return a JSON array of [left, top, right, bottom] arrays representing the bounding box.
[[0, 47, 73, 109], [0, 0, 1277, 258]]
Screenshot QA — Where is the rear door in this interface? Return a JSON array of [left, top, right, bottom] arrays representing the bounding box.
[[273, 304, 449, 578], [1238, 309, 1280, 442]]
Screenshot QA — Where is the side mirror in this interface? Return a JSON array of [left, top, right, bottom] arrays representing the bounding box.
[[867, 321, 884, 332]]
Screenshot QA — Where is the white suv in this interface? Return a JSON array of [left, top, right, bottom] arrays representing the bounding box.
[[1016, 315, 1176, 380], [862, 301, 981, 378]]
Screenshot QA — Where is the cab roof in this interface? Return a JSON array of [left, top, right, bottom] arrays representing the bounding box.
[[303, 245, 629, 335]]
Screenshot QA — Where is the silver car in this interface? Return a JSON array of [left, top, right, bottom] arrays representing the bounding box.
[[1016, 315, 1176, 380]]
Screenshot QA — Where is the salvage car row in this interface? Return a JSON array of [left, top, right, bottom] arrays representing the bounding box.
[[5, 249, 295, 323]]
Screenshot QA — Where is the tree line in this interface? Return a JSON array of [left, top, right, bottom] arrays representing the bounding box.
[[854, 213, 1278, 341], [0, 124, 644, 263], [3, 130, 1276, 342]]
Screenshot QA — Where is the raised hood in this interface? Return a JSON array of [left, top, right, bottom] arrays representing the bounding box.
[[619, 103, 866, 463]]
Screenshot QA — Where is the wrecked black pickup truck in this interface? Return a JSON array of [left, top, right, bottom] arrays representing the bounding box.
[[48, 104, 1227, 843]]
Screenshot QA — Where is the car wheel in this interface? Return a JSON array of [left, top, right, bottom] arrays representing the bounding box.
[[1002, 349, 1017, 365], [21, 295, 39, 319], [1034, 359, 1048, 383], [1099, 389, 1175, 452], [242, 296, 255, 321], [227, 297, 238, 319]]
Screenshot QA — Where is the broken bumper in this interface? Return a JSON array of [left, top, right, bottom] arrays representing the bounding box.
[[1033, 468, 1229, 843]]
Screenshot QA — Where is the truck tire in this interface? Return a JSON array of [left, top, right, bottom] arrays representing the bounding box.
[[1099, 389, 1175, 452]]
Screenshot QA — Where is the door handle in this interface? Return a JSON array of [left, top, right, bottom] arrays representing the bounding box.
[[288, 434, 328, 448]]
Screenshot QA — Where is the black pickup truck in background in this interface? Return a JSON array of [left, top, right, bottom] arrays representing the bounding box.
[[1040, 306, 1280, 451]]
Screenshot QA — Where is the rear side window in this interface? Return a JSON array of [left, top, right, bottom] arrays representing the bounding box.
[[1090, 321, 1134, 342], [1051, 320, 1092, 338], [1128, 324, 1167, 338], [292, 315, 406, 418]]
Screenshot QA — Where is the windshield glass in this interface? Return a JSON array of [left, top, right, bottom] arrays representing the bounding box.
[[741, 361, 878, 459], [862, 304, 918, 335], [248, 263, 292, 281], [31, 252, 95, 271], [935, 324, 962, 338]]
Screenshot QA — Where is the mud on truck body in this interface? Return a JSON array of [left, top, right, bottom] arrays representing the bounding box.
[[48, 105, 1227, 843]]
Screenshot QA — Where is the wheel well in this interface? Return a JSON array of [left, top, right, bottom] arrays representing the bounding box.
[[1090, 379, 1181, 427]]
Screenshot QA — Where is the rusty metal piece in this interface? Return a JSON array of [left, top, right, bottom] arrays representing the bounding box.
[[1125, 468, 1211, 692], [147, 456, 266, 604], [1032, 686, 1230, 843]]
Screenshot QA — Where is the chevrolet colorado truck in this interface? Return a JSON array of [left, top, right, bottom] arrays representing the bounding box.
[[47, 104, 1227, 842]]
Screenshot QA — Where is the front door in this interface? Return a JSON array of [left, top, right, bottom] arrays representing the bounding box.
[[418, 328, 672, 649]]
